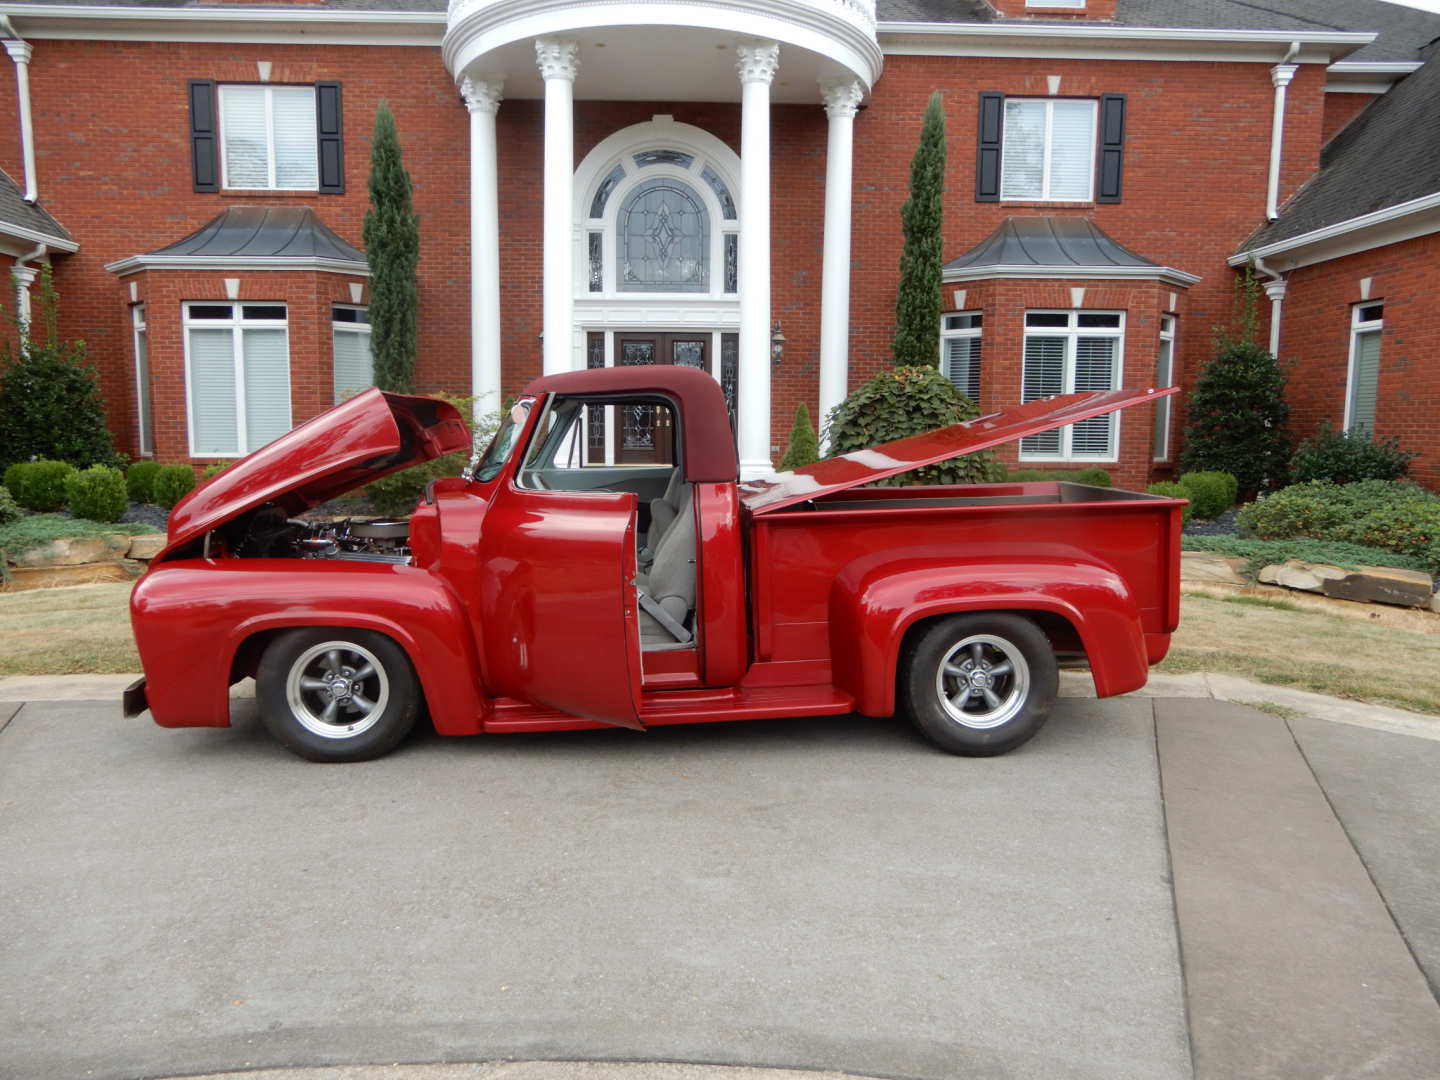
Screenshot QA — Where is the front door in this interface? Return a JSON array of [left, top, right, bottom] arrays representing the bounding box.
[[615, 333, 710, 465]]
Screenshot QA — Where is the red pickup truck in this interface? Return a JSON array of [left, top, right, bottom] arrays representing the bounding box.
[[127, 367, 1183, 762]]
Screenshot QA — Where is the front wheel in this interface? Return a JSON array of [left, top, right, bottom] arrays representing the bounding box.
[[900, 613, 1058, 756], [256, 628, 419, 762]]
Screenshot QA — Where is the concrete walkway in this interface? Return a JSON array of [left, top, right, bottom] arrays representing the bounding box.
[[1, 692, 1438, 1080]]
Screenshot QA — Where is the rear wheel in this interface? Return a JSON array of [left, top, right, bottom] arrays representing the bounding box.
[[900, 613, 1058, 756], [256, 628, 419, 762]]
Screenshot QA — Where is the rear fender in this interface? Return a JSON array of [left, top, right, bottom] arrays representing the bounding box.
[[131, 561, 488, 734], [828, 555, 1148, 716]]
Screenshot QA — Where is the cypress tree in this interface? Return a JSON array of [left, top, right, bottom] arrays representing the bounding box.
[[779, 403, 820, 470], [892, 91, 947, 369], [363, 103, 420, 393]]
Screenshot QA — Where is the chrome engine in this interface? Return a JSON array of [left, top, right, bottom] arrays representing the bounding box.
[[297, 518, 412, 565]]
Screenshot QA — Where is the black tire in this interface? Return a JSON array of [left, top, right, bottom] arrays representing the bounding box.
[[900, 613, 1058, 756], [255, 627, 420, 762]]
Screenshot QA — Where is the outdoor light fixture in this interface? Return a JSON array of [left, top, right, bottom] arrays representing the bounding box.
[[771, 322, 786, 365]]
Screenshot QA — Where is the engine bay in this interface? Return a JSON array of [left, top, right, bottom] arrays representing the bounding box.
[[225, 503, 412, 564]]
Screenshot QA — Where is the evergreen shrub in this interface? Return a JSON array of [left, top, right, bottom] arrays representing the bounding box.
[[892, 91, 946, 369], [1177, 471, 1238, 519], [15, 460, 76, 512], [365, 396, 497, 516], [126, 460, 162, 504], [1073, 468, 1113, 487], [152, 465, 197, 509], [1146, 481, 1193, 524], [1290, 423, 1416, 484], [364, 103, 420, 393], [779, 404, 820, 471], [64, 465, 128, 523], [201, 463, 229, 481], [825, 366, 999, 486], [1180, 336, 1290, 498], [0, 485, 18, 525]]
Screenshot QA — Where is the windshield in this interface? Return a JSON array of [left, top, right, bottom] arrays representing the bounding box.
[[467, 398, 533, 483]]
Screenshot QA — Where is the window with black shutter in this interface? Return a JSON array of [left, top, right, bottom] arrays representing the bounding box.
[[188, 81, 344, 193], [975, 91, 1127, 204]]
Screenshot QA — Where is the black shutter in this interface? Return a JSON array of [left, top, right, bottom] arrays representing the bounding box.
[[1096, 93, 1126, 204], [188, 80, 219, 193], [975, 92, 1005, 202], [316, 81, 345, 194]]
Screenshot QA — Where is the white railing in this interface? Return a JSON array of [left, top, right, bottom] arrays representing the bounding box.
[[448, 0, 877, 36]]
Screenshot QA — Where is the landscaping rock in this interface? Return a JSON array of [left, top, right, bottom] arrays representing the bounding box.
[[126, 534, 166, 560], [1, 561, 141, 592], [1323, 567, 1435, 610], [7, 533, 131, 568], [1181, 552, 1250, 586], [1257, 559, 1349, 593]]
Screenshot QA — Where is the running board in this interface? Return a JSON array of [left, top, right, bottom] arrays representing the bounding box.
[[484, 684, 855, 734]]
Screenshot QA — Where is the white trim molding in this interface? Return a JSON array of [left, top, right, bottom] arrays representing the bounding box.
[[105, 254, 369, 276], [0, 221, 78, 253], [1325, 60, 1423, 94], [1231, 192, 1440, 272], [942, 263, 1201, 287], [0, 4, 446, 45]]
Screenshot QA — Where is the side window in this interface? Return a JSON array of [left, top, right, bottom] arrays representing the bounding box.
[[516, 396, 679, 490], [976, 92, 1125, 203], [189, 80, 344, 194]]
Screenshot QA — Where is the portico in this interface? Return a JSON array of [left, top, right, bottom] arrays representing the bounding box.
[[443, 0, 881, 478]]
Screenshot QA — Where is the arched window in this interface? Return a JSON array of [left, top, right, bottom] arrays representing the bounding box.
[[616, 177, 710, 293]]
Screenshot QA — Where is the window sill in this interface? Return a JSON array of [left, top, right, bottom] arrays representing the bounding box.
[[1018, 457, 1120, 465], [219, 189, 321, 198], [997, 200, 1097, 209]]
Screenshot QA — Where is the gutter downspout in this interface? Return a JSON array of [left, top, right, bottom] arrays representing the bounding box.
[[1266, 41, 1301, 221], [1253, 255, 1286, 357], [12, 240, 46, 342], [1, 18, 37, 203]]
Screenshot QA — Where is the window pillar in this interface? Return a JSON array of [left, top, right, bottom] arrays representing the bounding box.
[[818, 79, 862, 446], [461, 75, 504, 418], [736, 40, 779, 480], [536, 39, 579, 376]]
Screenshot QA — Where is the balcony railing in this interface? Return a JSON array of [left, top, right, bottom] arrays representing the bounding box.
[[446, 0, 878, 36]]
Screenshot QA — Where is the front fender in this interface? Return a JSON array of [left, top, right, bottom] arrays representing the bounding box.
[[828, 554, 1148, 717], [131, 560, 488, 734]]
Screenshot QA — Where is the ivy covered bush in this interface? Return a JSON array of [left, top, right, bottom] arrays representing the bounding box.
[[825, 366, 1000, 486], [1290, 423, 1416, 484], [1146, 481, 1193, 524], [126, 460, 162, 505], [1177, 471, 1239, 520], [10, 460, 76, 512], [152, 464, 197, 510], [63, 465, 128, 523]]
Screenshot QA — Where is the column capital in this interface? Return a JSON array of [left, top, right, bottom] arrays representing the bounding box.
[[820, 78, 863, 119], [460, 75, 504, 115], [4, 40, 33, 64], [535, 38, 579, 82], [1262, 278, 1288, 301], [1271, 62, 1298, 88], [9, 264, 37, 286], [736, 41, 780, 85]]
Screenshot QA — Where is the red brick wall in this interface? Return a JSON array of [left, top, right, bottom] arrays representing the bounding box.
[[1320, 92, 1377, 146], [13, 38, 1330, 479], [1279, 233, 1440, 490]]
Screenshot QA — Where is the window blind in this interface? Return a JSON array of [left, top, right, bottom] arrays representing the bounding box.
[[1049, 101, 1096, 201], [1021, 336, 1065, 455], [944, 335, 982, 402], [333, 330, 374, 403], [188, 327, 239, 455], [242, 328, 292, 453], [1001, 101, 1045, 200], [1348, 330, 1381, 432], [220, 86, 269, 189], [272, 87, 319, 189], [1070, 337, 1117, 456]]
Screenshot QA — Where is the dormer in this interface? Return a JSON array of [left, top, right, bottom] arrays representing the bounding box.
[[988, 0, 1118, 20]]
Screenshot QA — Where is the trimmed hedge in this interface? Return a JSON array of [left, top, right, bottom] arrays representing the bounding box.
[[1291, 423, 1415, 484], [1177, 471, 1238, 520], [1005, 467, 1113, 487], [1147, 481, 1193, 524], [201, 463, 229, 481], [152, 465, 197, 510], [10, 460, 77, 513], [63, 465, 128, 523], [1237, 480, 1440, 571], [126, 460, 162, 504]]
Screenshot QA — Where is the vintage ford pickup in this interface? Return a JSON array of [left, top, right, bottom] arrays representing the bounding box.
[[127, 367, 1183, 762]]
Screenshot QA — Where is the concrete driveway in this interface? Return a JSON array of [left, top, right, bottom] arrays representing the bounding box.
[[1, 695, 1437, 1080]]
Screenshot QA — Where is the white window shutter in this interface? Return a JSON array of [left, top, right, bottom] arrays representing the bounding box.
[[1348, 330, 1381, 432], [1048, 101, 1096, 200], [1070, 336, 1118, 456], [188, 327, 240, 455], [272, 87, 319, 189], [333, 330, 374, 403], [242, 328, 293, 452], [1001, 101, 1045, 200], [1021, 336, 1065, 455], [221, 86, 269, 189]]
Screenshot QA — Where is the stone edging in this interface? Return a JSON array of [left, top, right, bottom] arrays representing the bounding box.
[[1182, 552, 1439, 613], [1, 533, 164, 592]]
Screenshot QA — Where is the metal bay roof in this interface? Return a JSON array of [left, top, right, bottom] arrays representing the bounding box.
[[944, 217, 1200, 286], [105, 206, 368, 275]]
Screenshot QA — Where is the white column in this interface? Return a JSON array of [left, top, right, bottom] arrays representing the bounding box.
[[1266, 62, 1298, 221], [4, 40, 37, 202], [736, 40, 779, 480], [10, 263, 37, 340], [536, 38, 579, 375], [1263, 277, 1287, 357], [461, 75, 504, 421], [817, 79, 862, 447]]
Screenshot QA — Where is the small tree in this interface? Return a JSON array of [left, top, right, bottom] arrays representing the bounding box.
[[363, 103, 420, 394], [0, 268, 116, 473], [892, 91, 947, 369], [779, 403, 820, 471], [825, 366, 999, 486], [1180, 334, 1291, 499]]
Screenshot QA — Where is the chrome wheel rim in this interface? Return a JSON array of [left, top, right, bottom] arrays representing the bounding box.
[[284, 640, 390, 740], [934, 634, 1030, 730]]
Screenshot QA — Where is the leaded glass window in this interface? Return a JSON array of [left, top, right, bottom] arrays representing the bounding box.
[[702, 165, 737, 219], [634, 149, 695, 169], [617, 178, 710, 293], [724, 234, 738, 294], [589, 164, 625, 220], [720, 333, 739, 430], [588, 232, 603, 293], [586, 333, 606, 462]]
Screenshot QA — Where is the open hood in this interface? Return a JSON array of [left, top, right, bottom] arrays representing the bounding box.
[[739, 387, 1177, 514], [163, 388, 470, 552]]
